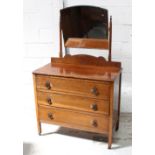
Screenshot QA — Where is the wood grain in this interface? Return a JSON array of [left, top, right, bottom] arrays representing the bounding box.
[[65, 38, 109, 49], [39, 105, 109, 134], [51, 55, 121, 67], [37, 91, 110, 115], [36, 75, 111, 100], [33, 63, 121, 82]]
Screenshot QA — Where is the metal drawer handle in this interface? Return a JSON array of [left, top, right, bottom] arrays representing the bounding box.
[[90, 87, 99, 96], [46, 97, 52, 105], [45, 81, 51, 90], [91, 120, 98, 127], [48, 112, 54, 120], [90, 103, 97, 111]]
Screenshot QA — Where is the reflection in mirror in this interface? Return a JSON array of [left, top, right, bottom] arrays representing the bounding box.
[[60, 6, 108, 44]]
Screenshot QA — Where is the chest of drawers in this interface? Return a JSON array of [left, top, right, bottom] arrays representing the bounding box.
[[33, 57, 122, 149]]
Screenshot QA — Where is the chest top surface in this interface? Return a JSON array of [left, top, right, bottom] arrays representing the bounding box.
[[33, 62, 121, 82]]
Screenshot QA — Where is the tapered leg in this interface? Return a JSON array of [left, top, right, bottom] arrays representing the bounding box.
[[37, 121, 42, 135], [108, 133, 112, 149], [108, 107, 113, 149]]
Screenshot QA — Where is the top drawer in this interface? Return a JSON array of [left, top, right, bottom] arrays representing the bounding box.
[[36, 75, 111, 100]]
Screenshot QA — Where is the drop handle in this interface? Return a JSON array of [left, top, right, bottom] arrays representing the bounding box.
[[45, 81, 51, 90], [91, 120, 98, 127], [90, 103, 97, 111], [90, 87, 99, 96], [48, 113, 54, 120], [46, 97, 52, 105]]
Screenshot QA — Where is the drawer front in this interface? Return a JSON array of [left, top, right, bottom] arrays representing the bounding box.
[[39, 106, 109, 134], [37, 91, 109, 115], [36, 75, 110, 100]]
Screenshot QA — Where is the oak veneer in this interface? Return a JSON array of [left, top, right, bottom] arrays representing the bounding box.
[[36, 75, 110, 100], [37, 91, 110, 115], [33, 55, 122, 149], [32, 5, 122, 149], [39, 106, 109, 134], [65, 38, 109, 49]]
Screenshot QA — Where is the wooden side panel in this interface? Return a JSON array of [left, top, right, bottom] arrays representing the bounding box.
[[108, 82, 114, 149], [37, 91, 110, 115], [39, 106, 109, 134]]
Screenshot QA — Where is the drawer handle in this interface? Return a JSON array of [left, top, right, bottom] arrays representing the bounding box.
[[90, 87, 99, 96], [46, 97, 52, 105], [45, 81, 51, 90], [90, 103, 97, 111], [48, 113, 54, 120], [91, 120, 98, 127]]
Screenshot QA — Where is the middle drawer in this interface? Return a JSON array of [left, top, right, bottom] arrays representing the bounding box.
[[37, 91, 109, 115]]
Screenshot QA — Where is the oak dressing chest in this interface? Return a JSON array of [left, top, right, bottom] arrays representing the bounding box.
[[32, 6, 122, 149]]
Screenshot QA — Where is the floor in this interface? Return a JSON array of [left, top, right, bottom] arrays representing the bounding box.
[[23, 113, 132, 155]]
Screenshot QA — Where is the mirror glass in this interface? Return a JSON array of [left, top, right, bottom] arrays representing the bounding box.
[[60, 6, 108, 43]]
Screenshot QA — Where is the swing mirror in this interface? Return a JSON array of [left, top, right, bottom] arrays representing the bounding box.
[[60, 6, 109, 49]]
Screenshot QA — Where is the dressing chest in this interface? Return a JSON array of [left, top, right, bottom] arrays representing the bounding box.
[[32, 6, 122, 149]]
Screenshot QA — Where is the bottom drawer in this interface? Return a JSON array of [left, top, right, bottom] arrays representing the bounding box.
[[39, 106, 109, 134]]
